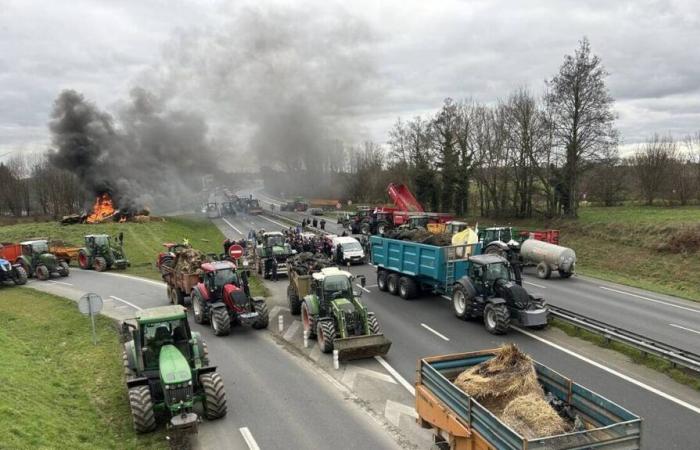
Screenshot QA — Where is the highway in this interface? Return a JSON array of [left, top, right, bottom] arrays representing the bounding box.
[[220, 199, 700, 450], [27, 270, 402, 450]]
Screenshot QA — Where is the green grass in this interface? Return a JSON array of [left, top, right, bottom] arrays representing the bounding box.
[[0, 288, 166, 449], [0, 215, 226, 281], [551, 319, 700, 391]]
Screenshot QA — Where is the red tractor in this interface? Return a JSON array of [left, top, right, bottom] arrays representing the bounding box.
[[190, 260, 269, 336]]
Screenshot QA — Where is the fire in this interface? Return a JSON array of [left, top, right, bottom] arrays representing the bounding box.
[[86, 193, 117, 224]]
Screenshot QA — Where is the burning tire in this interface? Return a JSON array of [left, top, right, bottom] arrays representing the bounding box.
[[317, 319, 336, 353], [93, 257, 107, 272], [35, 264, 50, 281]]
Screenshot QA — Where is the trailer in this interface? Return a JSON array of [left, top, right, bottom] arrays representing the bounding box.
[[416, 349, 642, 450], [161, 264, 201, 306], [370, 236, 548, 334]]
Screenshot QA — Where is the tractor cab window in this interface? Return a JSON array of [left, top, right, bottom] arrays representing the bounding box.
[[208, 268, 238, 290], [31, 242, 49, 254], [323, 275, 353, 301], [266, 235, 284, 247], [93, 236, 109, 246], [411, 217, 430, 228], [484, 263, 510, 283]]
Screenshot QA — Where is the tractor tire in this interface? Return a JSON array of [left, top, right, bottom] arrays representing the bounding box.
[[398, 276, 417, 300], [558, 269, 573, 279], [287, 285, 301, 315], [128, 385, 156, 433], [360, 222, 370, 235], [367, 312, 382, 335], [200, 372, 227, 420], [301, 301, 316, 338], [78, 250, 90, 270], [58, 261, 70, 277], [387, 274, 399, 295], [192, 291, 208, 324], [536, 262, 552, 279], [201, 340, 210, 367], [484, 303, 510, 335], [211, 307, 231, 336], [317, 319, 336, 353], [122, 351, 135, 380], [169, 287, 185, 306], [13, 266, 28, 285], [35, 264, 50, 281], [377, 222, 389, 235], [377, 270, 388, 292], [452, 284, 472, 320], [94, 257, 107, 272], [252, 299, 269, 329]]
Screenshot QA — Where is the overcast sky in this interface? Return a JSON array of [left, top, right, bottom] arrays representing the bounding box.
[[1, 0, 699, 160]]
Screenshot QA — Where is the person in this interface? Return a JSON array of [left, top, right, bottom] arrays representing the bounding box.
[[312, 218, 318, 228], [301, 218, 307, 228], [270, 257, 278, 281], [223, 238, 232, 255], [320, 219, 326, 230]]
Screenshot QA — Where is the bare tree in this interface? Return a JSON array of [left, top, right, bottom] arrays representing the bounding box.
[[630, 135, 677, 205], [545, 37, 618, 217], [586, 145, 626, 206]]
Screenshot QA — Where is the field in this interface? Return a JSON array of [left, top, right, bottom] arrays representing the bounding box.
[[0, 215, 225, 281], [0, 288, 165, 449]]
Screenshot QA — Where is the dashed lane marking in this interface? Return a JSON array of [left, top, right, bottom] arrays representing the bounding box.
[[420, 323, 450, 341], [669, 323, 700, 335], [48, 280, 73, 286], [599, 286, 700, 314], [222, 217, 243, 235], [524, 280, 547, 289], [239, 427, 260, 450], [109, 295, 143, 311]]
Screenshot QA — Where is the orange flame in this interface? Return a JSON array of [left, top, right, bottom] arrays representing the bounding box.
[[86, 193, 116, 224]]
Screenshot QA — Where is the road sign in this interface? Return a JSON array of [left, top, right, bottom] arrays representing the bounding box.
[[79, 293, 103, 345], [228, 244, 244, 260]]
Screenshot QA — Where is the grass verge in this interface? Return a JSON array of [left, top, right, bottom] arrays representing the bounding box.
[[0, 288, 165, 449], [551, 318, 700, 392]]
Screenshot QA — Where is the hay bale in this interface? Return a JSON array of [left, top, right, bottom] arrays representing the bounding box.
[[174, 248, 210, 273], [454, 344, 543, 414], [501, 393, 568, 439]]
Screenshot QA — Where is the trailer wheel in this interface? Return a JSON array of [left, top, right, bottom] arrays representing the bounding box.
[[128, 385, 156, 433], [484, 303, 510, 335], [367, 313, 382, 334], [287, 285, 301, 315], [317, 319, 336, 353], [387, 274, 399, 295], [301, 302, 316, 338], [35, 264, 50, 281], [452, 285, 472, 320], [211, 307, 231, 336], [174, 289, 185, 306], [200, 372, 227, 419], [558, 269, 573, 279], [536, 262, 551, 279], [377, 270, 388, 291], [252, 299, 269, 329], [398, 277, 417, 299], [13, 266, 28, 285]]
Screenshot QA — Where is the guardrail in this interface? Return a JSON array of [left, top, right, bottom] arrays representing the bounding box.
[[549, 305, 700, 373]]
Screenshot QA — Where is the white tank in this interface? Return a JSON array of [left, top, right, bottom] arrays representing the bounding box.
[[520, 239, 576, 274]]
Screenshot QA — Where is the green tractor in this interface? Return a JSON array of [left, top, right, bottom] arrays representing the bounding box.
[[17, 240, 69, 280], [121, 305, 227, 443], [78, 233, 130, 272], [254, 231, 294, 279], [300, 267, 391, 361]]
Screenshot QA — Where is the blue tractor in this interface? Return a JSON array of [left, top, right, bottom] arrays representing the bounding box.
[[0, 258, 28, 286]]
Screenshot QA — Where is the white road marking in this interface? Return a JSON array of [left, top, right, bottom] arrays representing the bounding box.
[[384, 399, 418, 427], [97, 272, 166, 287], [514, 326, 700, 415], [342, 365, 397, 387], [109, 295, 143, 311], [239, 427, 260, 450], [420, 323, 450, 341], [356, 283, 371, 293], [599, 286, 700, 314], [48, 280, 73, 286], [283, 320, 301, 341], [222, 217, 242, 235], [375, 356, 415, 396], [258, 214, 290, 229], [524, 280, 547, 289], [441, 295, 451, 301], [669, 323, 700, 335], [364, 284, 378, 288]]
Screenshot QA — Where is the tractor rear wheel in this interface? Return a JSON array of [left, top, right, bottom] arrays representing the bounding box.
[[35, 264, 50, 281], [367, 313, 382, 335], [128, 385, 156, 433], [252, 299, 269, 329], [398, 276, 417, 299], [211, 308, 231, 336], [377, 270, 388, 291], [317, 320, 336, 353], [536, 262, 551, 279], [484, 303, 510, 335], [58, 261, 70, 277], [287, 285, 301, 315], [200, 372, 227, 420], [301, 302, 316, 338], [192, 291, 208, 324], [452, 284, 472, 320], [78, 250, 90, 270], [13, 266, 28, 285], [558, 269, 573, 279], [169, 287, 185, 306], [94, 257, 107, 272], [387, 274, 399, 295]]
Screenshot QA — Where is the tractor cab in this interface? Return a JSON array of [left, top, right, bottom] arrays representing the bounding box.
[[21, 239, 49, 257], [200, 261, 238, 290], [468, 254, 518, 297], [479, 227, 518, 246], [19, 239, 62, 279], [311, 268, 363, 313]]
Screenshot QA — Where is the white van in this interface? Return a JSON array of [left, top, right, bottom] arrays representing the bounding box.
[[332, 236, 365, 265]]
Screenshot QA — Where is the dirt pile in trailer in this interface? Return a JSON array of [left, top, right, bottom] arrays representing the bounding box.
[[287, 252, 333, 275], [383, 229, 453, 246], [174, 248, 211, 273], [454, 344, 570, 439]]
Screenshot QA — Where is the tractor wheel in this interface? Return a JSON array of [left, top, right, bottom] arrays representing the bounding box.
[[387, 274, 399, 295], [316, 319, 336, 353], [301, 302, 316, 338], [484, 303, 510, 335], [558, 269, 573, 279], [211, 308, 231, 336], [398, 276, 417, 299], [192, 291, 208, 324], [367, 313, 382, 335], [377, 270, 388, 292], [35, 264, 50, 281], [200, 372, 227, 420], [13, 266, 28, 285], [252, 299, 269, 329], [122, 351, 135, 380], [360, 222, 370, 235], [128, 385, 156, 433], [58, 261, 70, 277], [287, 285, 301, 315], [78, 250, 90, 270], [94, 257, 107, 272], [536, 262, 552, 279], [169, 287, 185, 306], [452, 285, 472, 320], [201, 340, 210, 367]]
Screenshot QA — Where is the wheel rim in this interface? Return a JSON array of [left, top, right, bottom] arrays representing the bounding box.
[[317, 323, 324, 345], [486, 308, 496, 329], [388, 278, 395, 292], [212, 313, 219, 332], [193, 298, 201, 319], [302, 305, 310, 332], [400, 283, 406, 297], [454, 291, 465, 314], [79, 253, 87, 267]]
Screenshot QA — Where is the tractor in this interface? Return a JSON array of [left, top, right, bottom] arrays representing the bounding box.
[[17, 240, 69, 280], [451, 254, 548, 334], [300, 267, 391, 361], [78, 233, 130, 272], [0, 258, 28, 286], [254, 231, 294, 279], [190, 260, 269, 336], [121, 305, 227, 445]]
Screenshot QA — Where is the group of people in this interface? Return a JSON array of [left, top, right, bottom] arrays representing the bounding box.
[[301, 217, 326, 230]]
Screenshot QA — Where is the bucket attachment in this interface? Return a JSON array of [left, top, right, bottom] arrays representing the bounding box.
[[333, 334, 392, 361]]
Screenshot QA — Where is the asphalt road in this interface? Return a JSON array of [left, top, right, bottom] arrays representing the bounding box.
[[221, 201, 700, 450], [29, 269, 401, 450]]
